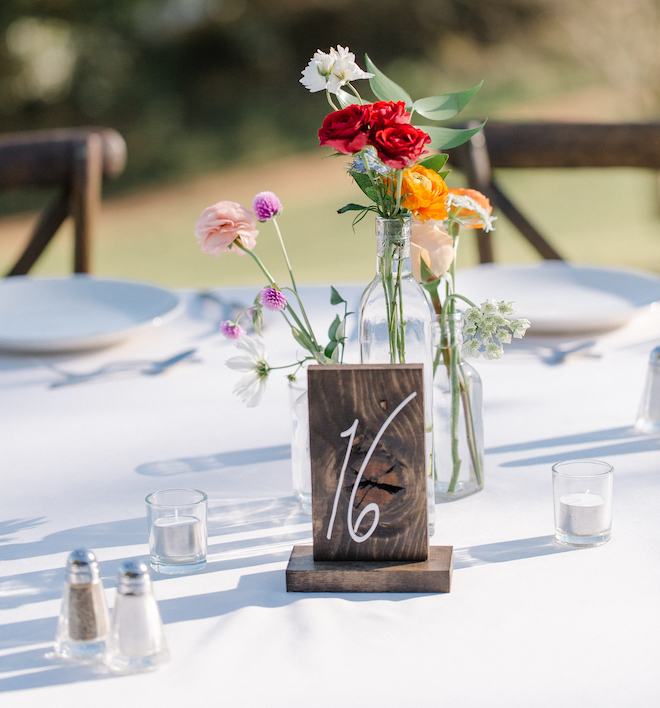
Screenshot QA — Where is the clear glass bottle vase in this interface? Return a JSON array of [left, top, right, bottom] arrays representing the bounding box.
[[433, 312, 484, 501], [289, 377, 312, 514], [358, 215, 435, 532]]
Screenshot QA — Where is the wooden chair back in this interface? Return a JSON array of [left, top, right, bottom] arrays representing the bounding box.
[[1, 127, 126, 276], [447, 121, 660, 263]]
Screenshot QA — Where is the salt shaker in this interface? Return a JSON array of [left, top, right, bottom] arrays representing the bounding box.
[[105, 560, 170, 673], [636, 345, 660, 433], [54, 549, 109, 661]]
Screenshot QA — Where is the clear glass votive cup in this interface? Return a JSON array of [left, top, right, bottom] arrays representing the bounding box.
[[552, 460, 613, 547], [146, 489, 208, 574]]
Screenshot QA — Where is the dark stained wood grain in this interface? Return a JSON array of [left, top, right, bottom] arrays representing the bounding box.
[[308, 364, 428, 563], [286, 545, 453, 593]]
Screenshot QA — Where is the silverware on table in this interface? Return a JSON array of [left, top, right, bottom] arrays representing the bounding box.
[[538, 340, 601, 365], [45, 348, 198, 388]]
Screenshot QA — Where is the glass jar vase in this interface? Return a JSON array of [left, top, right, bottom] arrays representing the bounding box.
[[358, 215, 435, 532], [433, 312, 484, 501]]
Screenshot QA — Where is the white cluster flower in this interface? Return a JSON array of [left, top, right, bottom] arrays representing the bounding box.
[[446, 192, 497, 232], [461, 300, 530, 359], [300, 45, 373, 95]]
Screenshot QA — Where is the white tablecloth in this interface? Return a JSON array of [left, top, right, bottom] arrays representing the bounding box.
[[2, 283, 660, 707]]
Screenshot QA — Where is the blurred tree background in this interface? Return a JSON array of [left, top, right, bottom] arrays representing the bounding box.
[[3, 0, 650, 199], [1, 0, 659, 284]]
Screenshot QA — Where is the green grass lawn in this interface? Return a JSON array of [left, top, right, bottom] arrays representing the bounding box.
[[1, 151, 659, 288]]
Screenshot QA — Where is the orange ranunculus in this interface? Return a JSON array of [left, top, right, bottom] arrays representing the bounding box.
[[410, 220, 454, 283], [400, 166, 449, 222], [447, 187, 492, 228]]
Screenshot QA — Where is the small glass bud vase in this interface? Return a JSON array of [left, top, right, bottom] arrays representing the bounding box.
[[359, 215, 435, 531], [433, 312, 485, 501], [290, 376, 312, 514], [106, 560, 170, 673], [54, 549, 109, 662]]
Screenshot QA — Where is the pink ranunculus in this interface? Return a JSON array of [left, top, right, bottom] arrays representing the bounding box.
[[195, 201, 259, 256]]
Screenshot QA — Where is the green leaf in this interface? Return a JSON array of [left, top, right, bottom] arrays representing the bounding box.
[[331, 345, 342, 363], [418, 153, 449, 173], [335, 319, 346, 341], [330, 286, 346, 306], [365, 54, 412, 106], [419, 256, 439, 284], [438, 169, 451, 179], [417, 121, 487, 150], [412, 83, 483, 121], [338, 203, 369, 214], [251, 307, 264, 336], [324, 340, 339, 358], [291, 326, 313, 352], [335, 87, 360, 109], [328, 315, 341, 341], [350, 170, 379, 202]]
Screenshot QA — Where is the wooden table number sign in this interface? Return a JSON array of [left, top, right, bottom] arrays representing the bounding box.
[[286, 364, 453, 593]]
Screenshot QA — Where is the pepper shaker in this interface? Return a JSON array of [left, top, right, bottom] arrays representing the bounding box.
[[54, 549, 109, 661], [105, 560, 170, 673], [636, 345, 660, 433]]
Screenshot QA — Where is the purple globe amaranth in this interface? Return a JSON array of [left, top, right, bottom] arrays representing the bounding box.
[[259, 287, 287, 311], [220, 321, 246, 340], [252, 192, 282, 222]]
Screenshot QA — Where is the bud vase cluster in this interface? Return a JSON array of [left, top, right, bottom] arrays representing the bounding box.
[[195, 191, 350, 407]]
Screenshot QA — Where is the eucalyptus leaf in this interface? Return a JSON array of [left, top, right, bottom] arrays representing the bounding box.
[[418, 121, 486, 150], [330, 286, 346, 305], [291, 327, 313, 352], [412, 83, 483, 121], [335, 87, 360, 108], [438, 169, 451, 179], [419, 153, 449, 174], [331, 345, 342, 363], [251, 307, 263, 337], [324, 340, 338, 358], [338, 203, 369, 214], [328, 315, 341, 341], [365, 54, 412, 106], [335, 319, 346, 341]]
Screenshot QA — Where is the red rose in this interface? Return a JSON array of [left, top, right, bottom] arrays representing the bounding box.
[[318, 104, 371, 154], [371, 124, 432, 169], [368, 101, 410, 132]]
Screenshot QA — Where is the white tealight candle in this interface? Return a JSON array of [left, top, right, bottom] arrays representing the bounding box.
[[150, 515, 203, 560], [558, 492, 608, 537]]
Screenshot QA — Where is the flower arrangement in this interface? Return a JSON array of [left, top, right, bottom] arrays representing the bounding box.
[[301, 46, 531, 496], [195, 191, 350, 406]]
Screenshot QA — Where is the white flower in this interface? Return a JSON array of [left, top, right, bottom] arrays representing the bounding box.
[[226, 337, 271, 407], [484, 342, 504, 360], [300, 49, 336, 93], [511, 318, 531, 338], [462, 339, 481, 358], [497, 301, 515, 316], [300, 45, 373, 95]]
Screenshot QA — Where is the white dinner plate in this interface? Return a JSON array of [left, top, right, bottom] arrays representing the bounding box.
[[457, 262, 660, 335], [0, 275, 182, 352]]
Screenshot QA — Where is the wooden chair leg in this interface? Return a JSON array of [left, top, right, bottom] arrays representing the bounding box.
[[6, 187, 70, 276], [71, 133, 103, 273]]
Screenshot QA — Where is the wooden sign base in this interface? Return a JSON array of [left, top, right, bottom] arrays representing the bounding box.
[[286, 545, 453, 594]]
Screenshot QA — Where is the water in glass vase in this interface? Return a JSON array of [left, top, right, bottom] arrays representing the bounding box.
[[433, 312, 484, 501], [358, 215, 436, 533]]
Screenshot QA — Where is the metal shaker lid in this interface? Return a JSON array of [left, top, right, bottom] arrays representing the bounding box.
[[117, 560, 152, 595], [66, 548, 101, 585]]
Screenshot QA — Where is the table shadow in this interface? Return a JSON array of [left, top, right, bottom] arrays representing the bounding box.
[[485, 425, 660, 467], [453, 535, 577, 569]]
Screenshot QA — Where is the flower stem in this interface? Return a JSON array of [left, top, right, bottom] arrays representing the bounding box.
[[272, 217, 298, 293], [325, 89, 339, 111]]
